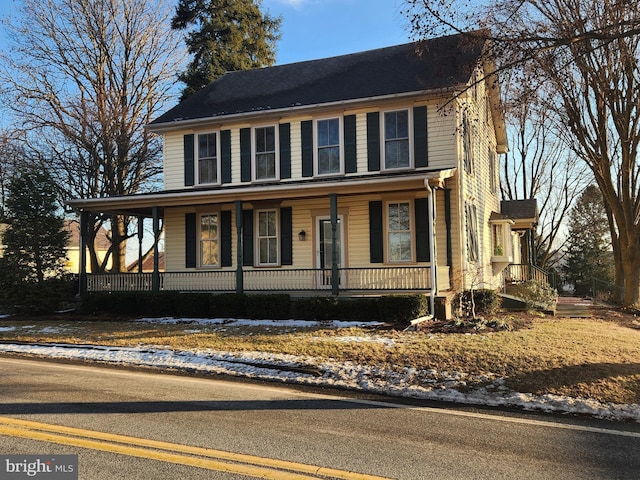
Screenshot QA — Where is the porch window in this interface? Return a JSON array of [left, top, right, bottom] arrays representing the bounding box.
[[257, 209, 278, 265], [492, 223, 504, 256], [197, 133, 218, 184], [254, 126, 277, 180], [465, 202, 479, 262], [200, 213, 219, 267], [316, 118, 342, 175], [383, 110, 410, 169], [387, 201, 412, 262]]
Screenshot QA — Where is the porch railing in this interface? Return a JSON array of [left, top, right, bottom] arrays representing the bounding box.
[[86, 266, 449, 293], [505, 264, 550, 287]]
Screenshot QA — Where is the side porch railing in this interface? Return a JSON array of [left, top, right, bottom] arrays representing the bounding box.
[[504, 263, 551, 287], [86, 266, 451, 293]]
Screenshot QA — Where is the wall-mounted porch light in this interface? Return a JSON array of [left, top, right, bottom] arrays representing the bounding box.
[[298, 230, 306, 241]]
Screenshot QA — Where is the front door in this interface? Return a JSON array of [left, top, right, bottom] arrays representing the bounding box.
[[316, 216, 344, 288]]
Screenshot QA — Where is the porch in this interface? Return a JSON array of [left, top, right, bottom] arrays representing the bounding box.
[[85, 265, 452, 294]]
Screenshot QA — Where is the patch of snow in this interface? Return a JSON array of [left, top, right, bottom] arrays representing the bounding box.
[[136, 317, 378, 329], [0, 339, 638, 423], [0, 326, 15, 332]]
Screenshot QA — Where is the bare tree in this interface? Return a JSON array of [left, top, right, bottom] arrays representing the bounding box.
[[501, 76, 589, 271], [0, 0, 184, 272], [405, 0, 640, 306]]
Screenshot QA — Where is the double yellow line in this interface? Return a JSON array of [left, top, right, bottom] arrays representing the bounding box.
[[0, 416, 393, 480]]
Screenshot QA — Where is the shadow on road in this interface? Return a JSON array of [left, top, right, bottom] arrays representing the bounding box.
[[0, 398, 390, 415]]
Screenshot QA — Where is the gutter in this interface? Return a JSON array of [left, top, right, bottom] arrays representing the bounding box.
[[66, 170, 450, 213], [145, 87, 462, 133]]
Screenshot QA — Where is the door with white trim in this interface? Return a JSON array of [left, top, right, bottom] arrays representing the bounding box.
[[316, 216, 345, 288]]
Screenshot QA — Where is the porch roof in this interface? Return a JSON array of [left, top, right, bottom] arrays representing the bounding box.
[[500, 199, 538, 229], [66, 169, 455, 217]]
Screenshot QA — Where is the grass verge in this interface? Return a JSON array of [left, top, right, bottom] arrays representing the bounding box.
[[0, 306, 639, 405]]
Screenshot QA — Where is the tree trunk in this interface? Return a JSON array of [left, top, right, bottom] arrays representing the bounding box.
[[621, 235, 640, 307]]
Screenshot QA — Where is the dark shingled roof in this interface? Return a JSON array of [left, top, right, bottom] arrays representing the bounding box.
[[501, 199, 539, 222], [150, 32, 487, 126]]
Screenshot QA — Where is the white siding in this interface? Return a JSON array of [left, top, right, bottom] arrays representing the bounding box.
[[163, 132, 187, 191], [426, 101, 458, 170]]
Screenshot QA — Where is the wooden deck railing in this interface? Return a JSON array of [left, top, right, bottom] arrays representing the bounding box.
[[85, 266, 450, 293], [505, 264, 550, 287]]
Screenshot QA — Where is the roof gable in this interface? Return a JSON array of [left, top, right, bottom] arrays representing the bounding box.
[[150, 32, 488, 127]]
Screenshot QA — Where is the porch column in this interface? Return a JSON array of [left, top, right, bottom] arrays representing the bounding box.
[[137, 216, 144, 273], [330, 193, 339, 296], [235, 200, 244, 294], [79, 210, 88, 295], [424, 182, 436, 316], [152, 207, 160, 292]]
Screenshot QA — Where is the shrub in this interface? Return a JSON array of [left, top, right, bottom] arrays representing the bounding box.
[[173, 293, 211, 318], [453, 289, 501, 318], [377, 295, 429, 325], [245, 294, 291, 319], [508, 280, 558, 309], [209, 293, 247, 318], [293, 296, 340, 321]]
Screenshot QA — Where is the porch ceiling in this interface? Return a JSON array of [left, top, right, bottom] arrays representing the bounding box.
[[66, 170, 450, 217]]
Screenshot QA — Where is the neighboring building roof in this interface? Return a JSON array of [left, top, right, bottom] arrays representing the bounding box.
[[127, 251, 164, 273], [500, 199, 539, 228], [149, 31, 489, 128], [65, 220, 111, 250]]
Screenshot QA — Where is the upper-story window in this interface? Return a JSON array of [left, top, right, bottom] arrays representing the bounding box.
[[488, 145, 497, 193], [462, 111, 473, 174], [197, 133, 219, 184], [465, 201, 479, 262], [316, 117, 342, 175], [254, 126, 278, 181], [383, 110, 410, 170]]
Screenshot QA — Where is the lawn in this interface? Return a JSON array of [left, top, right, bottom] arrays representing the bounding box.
[[0, 305, 639, 405]]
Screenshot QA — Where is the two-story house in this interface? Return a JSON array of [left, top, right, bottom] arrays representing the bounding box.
[[68, 31, 535, 317]]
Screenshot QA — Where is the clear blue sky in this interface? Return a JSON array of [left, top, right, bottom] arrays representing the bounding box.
[[261, 0, 413, 64], [0, 0, 414, 66]]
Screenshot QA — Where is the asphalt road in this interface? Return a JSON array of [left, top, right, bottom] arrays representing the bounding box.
[[0, 356, 639, 479]]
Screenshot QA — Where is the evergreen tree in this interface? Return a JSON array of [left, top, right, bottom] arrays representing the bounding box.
[[562, 185, 613, 296], [3, 169, 69, 284], [172, 0, 281, 100]]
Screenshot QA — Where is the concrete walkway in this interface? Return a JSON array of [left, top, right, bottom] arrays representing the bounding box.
[[555, 296, 593, 318]]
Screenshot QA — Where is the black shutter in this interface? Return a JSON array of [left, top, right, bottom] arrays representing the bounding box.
[[240, 128, 251, 182], [344, 114, 357, 173], [301, 120, 313, 177], [367, 112, 380, 172], [184, 134, 195, 186], [221, 210, 232, 267], [185, 213, 196, 268], [369, 201, 383, 263], [221, 130, 232, 184], [413, 106, 428, 168], [279, 123, 291, 179], [242, 209, 254, 266], [415, 197, 430, 262], [280, 207, 293, 265]]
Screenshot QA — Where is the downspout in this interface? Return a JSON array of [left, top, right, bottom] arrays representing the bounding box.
[[424, 179, 436, 317]]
